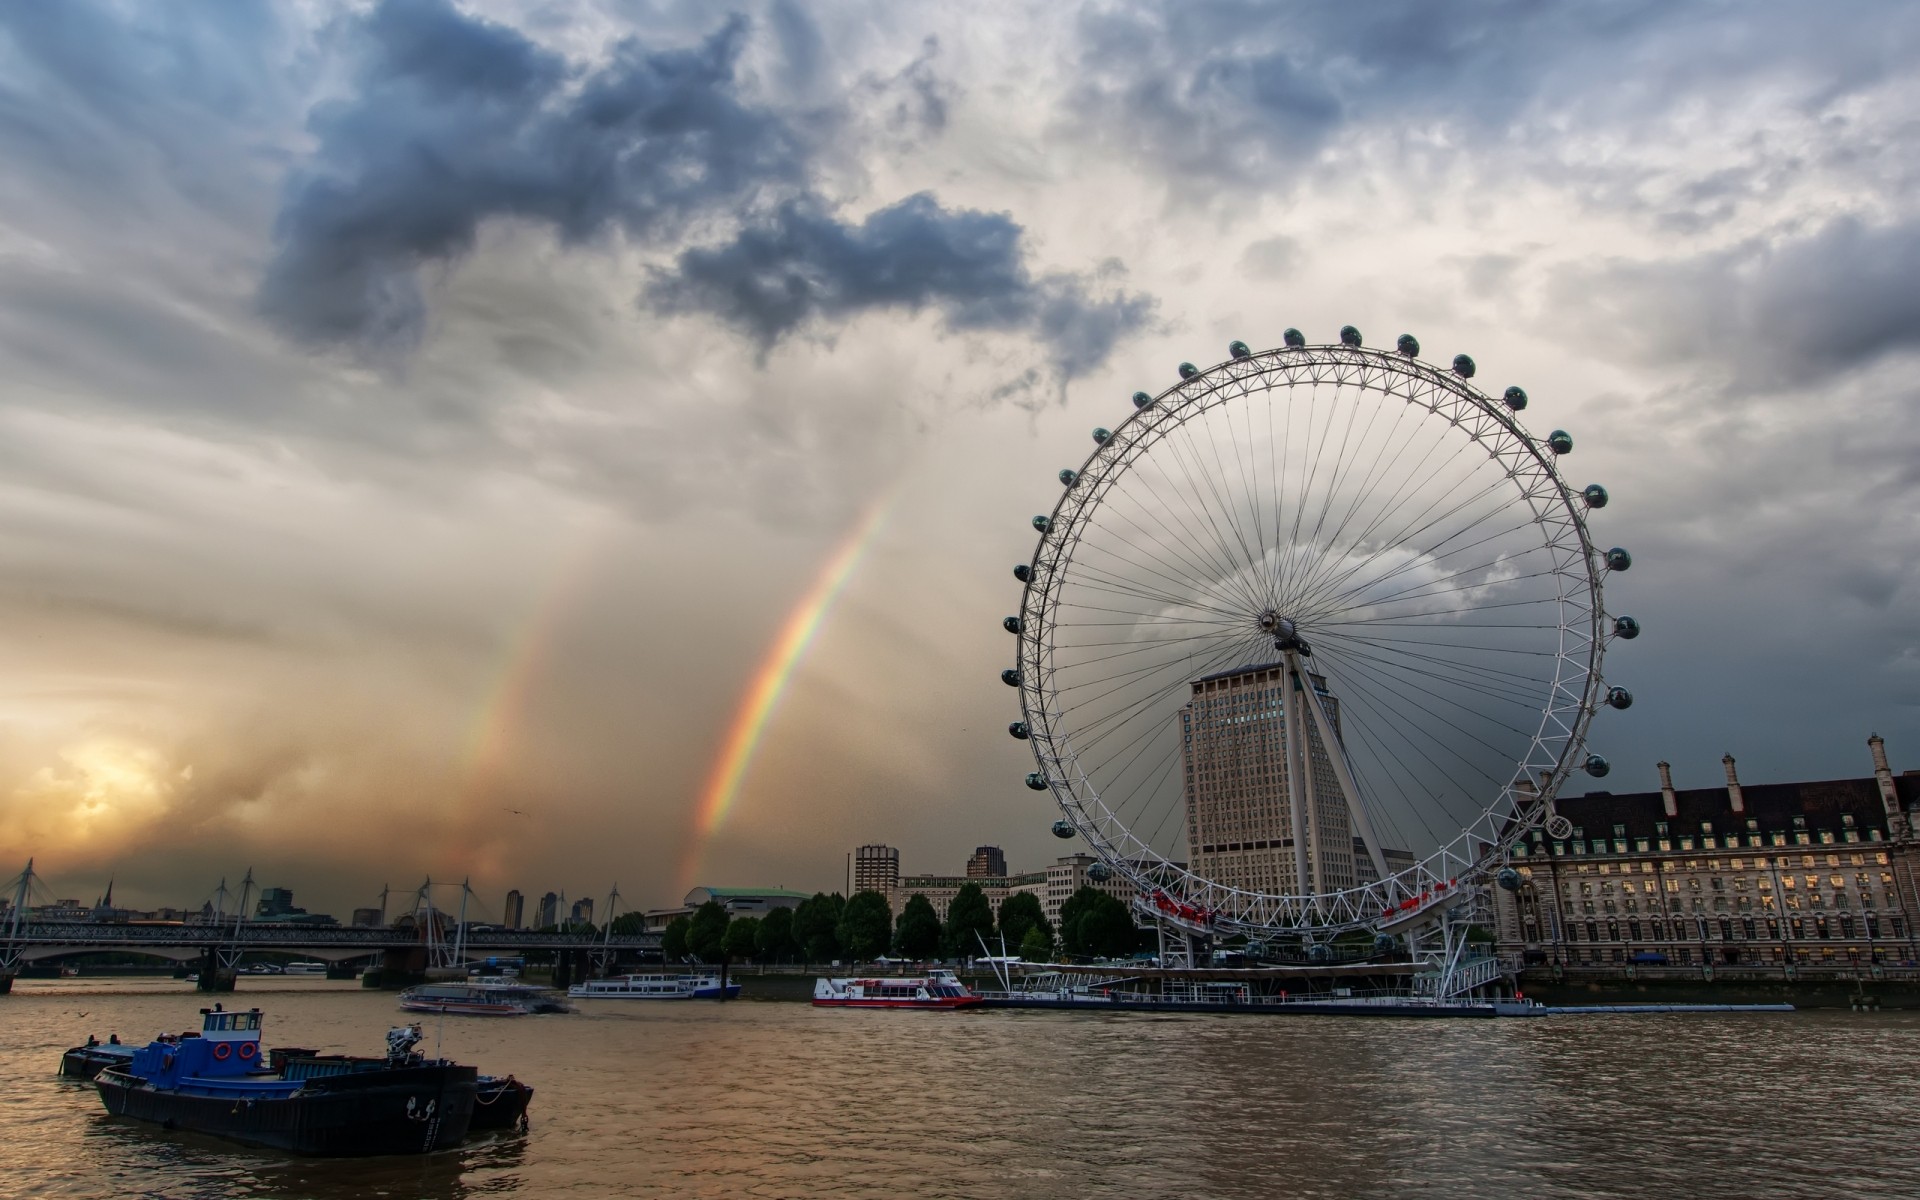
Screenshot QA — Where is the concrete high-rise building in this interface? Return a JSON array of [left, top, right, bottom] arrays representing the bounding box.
[[853, 845, 900, 895], [350, 907, 384, 928], [1181, 663, 1357, 896], [966, 847, 1007, 878], [571, 897, 594, 925], [537, 891, 559, 929], [504, 889, 524, 930]]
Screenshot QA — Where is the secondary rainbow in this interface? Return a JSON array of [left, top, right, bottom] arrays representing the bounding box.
[[676, 496, 892, 892]]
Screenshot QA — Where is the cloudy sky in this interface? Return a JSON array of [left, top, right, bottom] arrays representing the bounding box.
[[1, 0, 1916, 918]]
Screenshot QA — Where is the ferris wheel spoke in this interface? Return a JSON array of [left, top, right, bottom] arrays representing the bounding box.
[[1292, 380, 1376, 586], [1311, 628, 1558, 694], [1295, 392, 1422, 588], [1083, 498, 1258, 615], [1312, 636, 1547, 727], [1315, 644, 1535, 762], [1291, 466, 1512, 619], [1193, 390, 1277, 602], [1159, 418, 1272, 612], [1068, 551, 1259, 623], [1114, 458, 1270, 616], [1300, 500, 1540, 621], [1312, 654, 1509, 803], [1307, 564, 1565, 630]]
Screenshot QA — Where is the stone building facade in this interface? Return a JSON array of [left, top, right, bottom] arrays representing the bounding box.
[[1494, 736, 1920, 974]]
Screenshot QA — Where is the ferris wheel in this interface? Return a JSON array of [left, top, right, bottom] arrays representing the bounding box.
[[1003, 328, 1637, 940]]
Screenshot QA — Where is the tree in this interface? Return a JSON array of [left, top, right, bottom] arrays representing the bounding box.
[[661, 915, 691, 962], [997, 892, 1052, 953], [723, 915, 760, 961], [609, 910, 649, 936], [792, 892, 845, 963], [943, 881, 996, 958], [1059, 887, 1142, 960], [756, 906, 796, 963], [687, 900, 730, 963], [837, 891, 893, 960], [1018, 925, 1052, 961], [894, 894, 941, 960]]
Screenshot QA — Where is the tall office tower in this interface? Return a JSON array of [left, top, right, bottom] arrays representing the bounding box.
[[504, 889, 525, 930], [1181, 663, 1356, 896], [853, 845, 901, 894], [570, 897, 594, 925], [966, 846, 1008, 878], [537, 891, 559, 929]]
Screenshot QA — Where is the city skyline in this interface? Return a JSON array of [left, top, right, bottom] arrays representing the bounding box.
[[1, 2, 1918, 920]]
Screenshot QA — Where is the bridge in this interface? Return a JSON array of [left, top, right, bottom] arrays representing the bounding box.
[[0, 920, 663, 993]]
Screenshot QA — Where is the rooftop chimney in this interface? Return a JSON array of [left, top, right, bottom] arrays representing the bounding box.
[[1722, 754, 1745, 814], [1869, 734, 1908, 838], [1658, 761, 1677, 818]]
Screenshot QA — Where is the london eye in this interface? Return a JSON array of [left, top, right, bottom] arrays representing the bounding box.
[[1004, 329, 1637, 942]]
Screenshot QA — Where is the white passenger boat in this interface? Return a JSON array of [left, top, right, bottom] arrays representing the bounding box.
[[812, 968, 983, 1009], [567, 972, 741, 1000]]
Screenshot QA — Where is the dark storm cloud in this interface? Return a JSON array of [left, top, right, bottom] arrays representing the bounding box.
[[261, 0, 1139, 376], [260, 0, 805, 353], [1065, 0, 1919, 197], [646, 194, 1154, 376], [1550, 215, 1920, 386]]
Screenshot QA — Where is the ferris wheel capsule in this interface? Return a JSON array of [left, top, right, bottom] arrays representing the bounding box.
[[1583, 484, 1610, 509], [1002, 669, 1022, 687], [1050, 819, 1075, 838], [1283, 328, 1306, 348], [1613, 615, 1640, 639], [1503, 386, 1528, 411], [1092, 428, 1112, 445], [1009, 721, 1030, 740], [1177, 363, 1199, 379], [1133, 391, 1153, 408], [1003, 616, 1022, 634], [1451, 354, 1476, 378], [1604, 547, 1632, 572], [1339, 325, 1362, 347], [1548, 430, 1573, 454], [1013, 563, 1031, 582], [1229, 340, 1251, 359], [1496, 867, 1523, 892], [1059, 468, 1078, 486], [1028, 773, 1050, 791], [1606, 686, 1633, 710], [1396, 334, 1420, 356], [1032, 515, 1052, 533], [1087, 862, 1112, 882], [1584, 754, 1612, 777]]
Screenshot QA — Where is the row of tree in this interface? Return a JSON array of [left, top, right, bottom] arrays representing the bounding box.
[[659, 882, 1151, 964]]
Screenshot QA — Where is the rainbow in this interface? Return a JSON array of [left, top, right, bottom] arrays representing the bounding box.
[[462, 533, 603, 807], [675, 496, 892, 893]]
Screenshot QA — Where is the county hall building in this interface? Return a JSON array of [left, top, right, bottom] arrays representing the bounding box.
[[1495, 735, 1920, 976]]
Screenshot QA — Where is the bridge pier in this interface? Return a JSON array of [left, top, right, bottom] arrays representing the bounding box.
[[195, 947, 236, 993], [0, 970, 14, 995], [552, 950, 575, 990]]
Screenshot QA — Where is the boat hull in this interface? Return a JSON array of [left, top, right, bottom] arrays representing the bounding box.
[[95, 1064, 479, 1156], [468, 1076, 534, 1132], [812, 997, 984, 1009], [398, 999, 531, 1016], [60, 1046, 135, 1079]]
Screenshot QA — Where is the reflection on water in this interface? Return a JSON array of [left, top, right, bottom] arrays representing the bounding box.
[[5, 977, 1918, 1199]]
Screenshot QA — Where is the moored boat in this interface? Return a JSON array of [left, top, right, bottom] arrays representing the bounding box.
[[59, 1037, 135, 1080], [812, 967, 984, 1009], [398, 980, 572, 1016], [567, 972, 740, 1001], [94, 1009, 479, 1156]]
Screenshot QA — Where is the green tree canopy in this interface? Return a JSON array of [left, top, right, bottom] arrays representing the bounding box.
[[608, 910, 649, 936], [1059, 887, 1142, 959], [687, 900, 730, 963], [755, 906, 796, 963], [893, 894, 941, 960], [723, 915, 760, 961], [997, 892, 1052, 952], [943, 881, 996, 958], [661, 915, 691, 961], [1018, 925, 1053, 961], [837, 890, 893, 960], [792, 892, 846, 962]]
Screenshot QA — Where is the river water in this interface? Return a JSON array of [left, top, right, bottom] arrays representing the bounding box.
[[4, 977, 1916, 1199]]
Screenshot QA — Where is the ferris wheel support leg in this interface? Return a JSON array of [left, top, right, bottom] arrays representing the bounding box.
[[1286, 651, 1390, 882], [1280, 673, 1313, 898]]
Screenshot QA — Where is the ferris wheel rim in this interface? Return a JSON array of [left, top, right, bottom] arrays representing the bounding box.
[[1012, 341, 1612, 937]]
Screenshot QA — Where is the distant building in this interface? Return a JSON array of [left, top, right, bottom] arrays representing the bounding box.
[[642, 887, 810, 932], [1495, 737, 1920, 976], [536, 892, 559, 929], [853, 845, 900, 895], [1352, 840, 1419, 887], [966, 847, 1007, 878], [570, 897, 594, 925], [504, 889, 524, 930], [255, 887, 304, 920], [892, 872, 1045, 924], [350, 907, 384, 928]]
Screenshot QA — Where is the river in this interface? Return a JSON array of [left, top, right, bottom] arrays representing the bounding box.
[[4, 977, 1916, 1199]]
